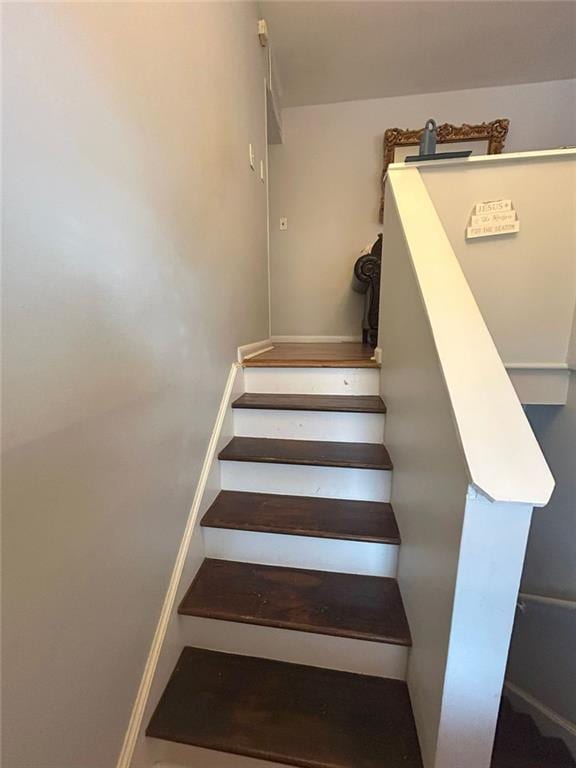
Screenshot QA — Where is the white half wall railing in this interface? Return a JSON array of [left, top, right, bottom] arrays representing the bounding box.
[[379, 166, 554, 768], [410, 148, 576, 406]]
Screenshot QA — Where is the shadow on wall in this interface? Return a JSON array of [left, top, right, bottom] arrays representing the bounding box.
[[3, 2, 269, 767], [505, 373, 576, 748]]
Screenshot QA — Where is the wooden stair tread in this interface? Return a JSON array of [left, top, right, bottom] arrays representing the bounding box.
[[146, 647, 423, 768], [243, 343, 379, 369], [218, 437, 393, 470], [201, 491, 400, 544], [233, 393, 386, 413], [179, 559, 411, 645], [491, 698, 576, 767], [244, 359, 380, 368]]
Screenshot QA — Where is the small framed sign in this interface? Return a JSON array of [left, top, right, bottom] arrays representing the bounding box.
[[466, 199, 519, 239]]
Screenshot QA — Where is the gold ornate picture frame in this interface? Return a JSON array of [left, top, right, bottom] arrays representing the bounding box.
[[379, 119, 510, 221]]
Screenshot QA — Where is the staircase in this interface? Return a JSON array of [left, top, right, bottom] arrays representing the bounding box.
[[146, 349, 424, 767], [144, 345, 575, 767], [492, 698, 575, 768]]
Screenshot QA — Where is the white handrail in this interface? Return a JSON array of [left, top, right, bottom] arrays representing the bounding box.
[[389, 146, 576, 172], [388, 168, 554, 507]]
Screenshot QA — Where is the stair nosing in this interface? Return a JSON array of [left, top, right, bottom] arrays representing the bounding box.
[[201, 519, 400, 544], [147, 730, 321, 768], [243, 360, 380, 369], [178, 604, 410, 645], [232, 393, 387, 414]]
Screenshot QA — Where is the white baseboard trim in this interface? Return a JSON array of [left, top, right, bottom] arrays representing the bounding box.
[[504, 362, 570, 370], [504, 681, 576, 757], [237, 338, 272, 363], [270, 335, 362, 343], [116, 363, 241, 768]]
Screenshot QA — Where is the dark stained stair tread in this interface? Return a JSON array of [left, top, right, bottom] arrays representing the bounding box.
[[537, 739, 576, 767], [242, 342, 379, 369], [218, 437, 393, 470], [201, 491, 400, 544], [146, 647, 423, 768], [245, 358, 380, 368], [179, 559, 411, 645], [232, 393, 386, 413], [491, 698, 576, 768]]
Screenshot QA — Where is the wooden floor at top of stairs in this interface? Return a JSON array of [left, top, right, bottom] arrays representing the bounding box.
[[146, 647, 423, 768], [179, 559, 411, 645], [232, 393, 386, 413], [201, 490, 400, 544], [218, 437, 393, 470], [244, 342, 379, 368]]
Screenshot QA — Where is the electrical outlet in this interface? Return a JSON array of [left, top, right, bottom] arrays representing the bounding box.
[[249, 143, 255, 170], [279, 217, 288, 230]]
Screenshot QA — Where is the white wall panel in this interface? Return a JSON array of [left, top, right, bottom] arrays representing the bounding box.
[[203, 527, 398, 577], [234, 408, 385, 443], [244, 367, 379, 395], [178, 616, 409, 680], [221, 460, 391, 502]]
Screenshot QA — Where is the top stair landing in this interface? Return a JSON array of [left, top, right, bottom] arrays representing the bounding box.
[[244, 342, 379, 368]]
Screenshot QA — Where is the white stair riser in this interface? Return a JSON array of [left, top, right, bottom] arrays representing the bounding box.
[[178, 616, 408, 680], [150, 740, 289, 768], [233, 409, 385, 443], [203, 528, 398, 577], [220, 460, 392, 502], [244, 367, 379, 395]]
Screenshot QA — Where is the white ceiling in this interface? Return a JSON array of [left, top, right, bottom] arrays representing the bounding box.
[[260, 1, 576, 107]]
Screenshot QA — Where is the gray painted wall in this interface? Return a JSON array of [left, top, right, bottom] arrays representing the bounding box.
[[2, 4, 269, 766], [421, 157, 576, 367], [269, 79, 576, 336], [507, 310, 576, 727], [524, 393, 576, 598]]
